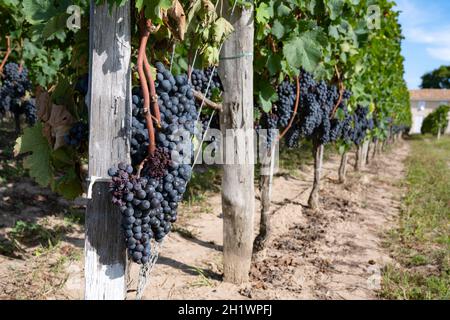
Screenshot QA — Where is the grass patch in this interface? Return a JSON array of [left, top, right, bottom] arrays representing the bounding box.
[[279, 141, 314, 175], [185, 165, 221, 203], [8, 220, 70, 248], [63, 209, 85, 226], [380, 136, 450, 300], [0, 126, 27, 183]]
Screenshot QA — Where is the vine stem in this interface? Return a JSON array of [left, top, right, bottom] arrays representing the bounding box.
[[331, 65, 344, 118], [278, 75, 300, 140], [143, 52, 161, 126], [137, 15, 156, 156], [0, 36, 12, 74], [192, 90, 223, 111]]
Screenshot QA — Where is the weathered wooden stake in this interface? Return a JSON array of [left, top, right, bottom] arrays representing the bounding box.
[[361, 140, 369, 169], [366, 142, 371, 165], [85, 1, 131, 300], [308, 142, 324, 210], [218, 3, 255, 284], [354, 145, 361, 171], [338, 151, 348, 183], [372, 139, 378, 159], [254, 145, 276, 251]]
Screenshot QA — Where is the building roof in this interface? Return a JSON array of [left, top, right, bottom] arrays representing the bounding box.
[[410, 89, 450, 101]]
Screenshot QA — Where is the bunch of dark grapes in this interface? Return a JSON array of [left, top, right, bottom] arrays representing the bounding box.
[[109, 62, 196, 264], [351, 105, 372, 145], [21, 99, 37, 125], [75, 74, 89, 96], [64, 122, 88, 147], [276, 80, 296, 127], [0, 63, 36, 126], [275, 69, 353, 147], [199, 111, 220, 133], [340, 113, 355, 144], [191, 68, 223, 134], [285, 124, 301, 148], [108, 163, 153, 264], [190, 67, 223, 99], [392, 124, 408, 135], [265, 113, 279, 147]]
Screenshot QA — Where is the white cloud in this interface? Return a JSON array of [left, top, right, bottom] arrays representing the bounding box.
[[426, 47, 450, 62], [395, 0, 450, 61], [395, 0, 435, 26], [407, 27, 450, 46]]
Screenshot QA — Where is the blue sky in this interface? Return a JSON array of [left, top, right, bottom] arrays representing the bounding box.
[[394, 0, 450, 89]]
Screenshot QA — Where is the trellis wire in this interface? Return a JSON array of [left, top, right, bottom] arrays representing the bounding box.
[[191, 109, 216, 174], [169, 43, 176, 72]]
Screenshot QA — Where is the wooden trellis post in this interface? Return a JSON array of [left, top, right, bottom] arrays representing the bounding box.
[[84, 0, 131, 300], [219, 3, 255, 284]]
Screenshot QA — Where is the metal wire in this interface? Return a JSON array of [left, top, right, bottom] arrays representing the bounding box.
[[135, 240, 163, 300]]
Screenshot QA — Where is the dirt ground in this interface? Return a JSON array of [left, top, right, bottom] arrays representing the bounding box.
[[0, 135, 409, 300]]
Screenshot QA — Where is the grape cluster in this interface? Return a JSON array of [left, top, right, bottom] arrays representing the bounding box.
[[276, 80, 296, 127], [109, 62, 197, 264], [199, 111, 220, 133], [191, 68, 223, 134], [20, 99, 37, 126], [392, 124, 408, 135], [278, 69, 351, 147], [108, 164, 153, 264], [340, 112, 355, 144], [190, 67, 223, 99], [75, 74, 89, 96], [64, 122, 88, 147], [0, 63, 36, 126], [264, 113, 279, 147], [350, 105, 372, 146]]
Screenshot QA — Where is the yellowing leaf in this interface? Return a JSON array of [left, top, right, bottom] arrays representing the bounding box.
[[213, 17, 234, 44]]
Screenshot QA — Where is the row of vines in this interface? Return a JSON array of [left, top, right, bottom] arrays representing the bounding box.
[[0, 0, 411, 296]]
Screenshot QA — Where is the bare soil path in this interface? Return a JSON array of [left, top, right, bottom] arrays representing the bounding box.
[[0, 139, 409, 300], [129, 142, 409, 300]]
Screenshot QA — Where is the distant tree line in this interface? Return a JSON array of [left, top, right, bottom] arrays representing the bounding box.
[[421, 65, 450, 89]]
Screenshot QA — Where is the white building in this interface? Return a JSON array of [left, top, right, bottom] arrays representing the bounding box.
[[410, 89, 450, 134]]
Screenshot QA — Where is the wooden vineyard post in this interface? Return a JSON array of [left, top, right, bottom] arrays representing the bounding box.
[[84, 1, 131, 300], [366, 141, 371, 165], [254, 145, 276, 251], [308, 142, 324, 210], [372, 139, 378, 159], [218, 2, 255, 284], [338, 151, 348, 183], [354, 145, 361, 171], [361, 140, 369, 169]]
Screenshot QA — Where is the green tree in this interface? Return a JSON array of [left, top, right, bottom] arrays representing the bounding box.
[[420, 65, 450, 89], [421, 105, 450, 137]]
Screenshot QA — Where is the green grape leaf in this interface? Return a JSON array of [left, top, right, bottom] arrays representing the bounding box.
[[267, 53, 282, 76], [255, 2, 273, 24], [15, 123, 53, 186], [283, 30, 325, 72], [54, 168, 83, 200], [325, 0, 345, 21], [42, 13, 69, 39], [258, 81, 278, 113], [22, 0, 58, 25], [271, 19, 285, 39]]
